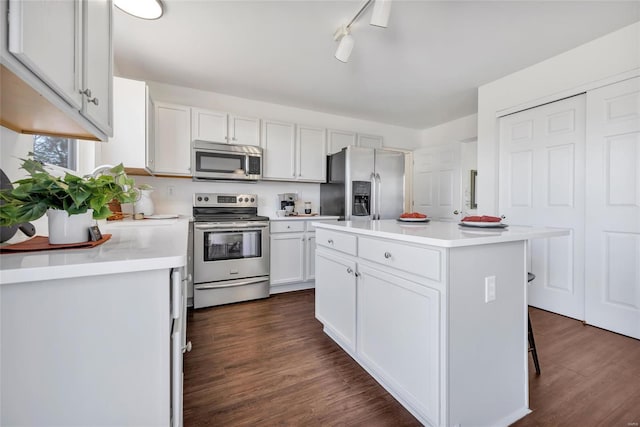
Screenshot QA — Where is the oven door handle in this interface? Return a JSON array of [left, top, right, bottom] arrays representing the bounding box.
[[195, 277, 268, 290], [194, 222, 269, 230]]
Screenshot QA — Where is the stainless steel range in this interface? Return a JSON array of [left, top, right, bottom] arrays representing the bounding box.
[[192, 193, 270, 309]]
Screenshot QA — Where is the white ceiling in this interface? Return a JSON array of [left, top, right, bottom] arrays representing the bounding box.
[[114, 1, 640, 130]]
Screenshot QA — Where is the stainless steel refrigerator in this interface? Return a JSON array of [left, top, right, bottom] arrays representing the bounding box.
[[320, 146, 405, 220]]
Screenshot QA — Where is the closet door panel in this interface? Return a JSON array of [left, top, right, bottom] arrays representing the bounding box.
[[585, 76, 640, 339], [499, 94, 586, 320]]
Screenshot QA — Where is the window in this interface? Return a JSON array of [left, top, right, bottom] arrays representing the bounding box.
[[33, 135, 77, 170]]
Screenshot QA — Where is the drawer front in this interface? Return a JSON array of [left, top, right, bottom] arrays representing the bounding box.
[[307, 219, 338, 232], [358, 236, 441, 281], [316, 228, 357, 256], [271, 221, 306, 233]]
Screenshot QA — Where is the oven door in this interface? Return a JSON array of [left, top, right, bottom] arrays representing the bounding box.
[[193, 221, 269, 283]]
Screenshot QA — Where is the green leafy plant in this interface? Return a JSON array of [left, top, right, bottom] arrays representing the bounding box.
[[0, 156, 138, 226]]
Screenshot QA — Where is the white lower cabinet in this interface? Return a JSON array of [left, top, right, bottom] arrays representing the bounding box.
[[270, 232, 305, 285], [269, 219, 337, 293], [315, 248, 357, 352], [357, 264, 440, 425], [1, 268, 184, 426]]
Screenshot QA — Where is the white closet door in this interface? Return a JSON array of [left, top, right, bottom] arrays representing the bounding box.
[[413, 143, 461, 221], [499, 95, 586, 320], [585, 76, 640, 339]]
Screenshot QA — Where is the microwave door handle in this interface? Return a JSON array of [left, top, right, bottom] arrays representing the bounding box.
[[376, 173, 381, 220]]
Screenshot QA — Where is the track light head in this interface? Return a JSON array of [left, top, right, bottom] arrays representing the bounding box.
[[335, 32, 355, 63], [370, 0, 391, 28]]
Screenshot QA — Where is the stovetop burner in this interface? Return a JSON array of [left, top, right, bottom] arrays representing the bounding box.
[[192, 193, 268, 222]]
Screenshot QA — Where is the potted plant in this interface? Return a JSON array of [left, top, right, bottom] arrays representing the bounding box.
[[0, 155, 138, 244]]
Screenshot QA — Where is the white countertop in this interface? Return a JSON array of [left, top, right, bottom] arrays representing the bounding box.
[[312, 219, 569, 248], [0, 216, 190, 285], [269, 215, 339, 221]]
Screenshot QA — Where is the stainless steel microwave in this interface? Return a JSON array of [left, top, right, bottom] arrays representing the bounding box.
[[192, 141, 262, 181]]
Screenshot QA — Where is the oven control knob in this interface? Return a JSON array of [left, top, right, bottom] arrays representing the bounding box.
[[239, 197, 245, 202], [250, 198, 255, 202], [204, 197, 209, 202], [197, 196, 202, 202]]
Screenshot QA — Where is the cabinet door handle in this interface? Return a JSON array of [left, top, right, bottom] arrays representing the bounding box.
[[354, 272, 360, 278], [346, 267, 353, 274], [301, 237, 305, 241], [384, 252, 392, 259], [232, 137, 237, 141], [79, 88, 92, 97], [88, 97, 99, 106], [182, 341, 192, 353], [327, 239, 334, 245]]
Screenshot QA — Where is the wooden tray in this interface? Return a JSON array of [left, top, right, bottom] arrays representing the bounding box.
[[0, 234, 112, 253]]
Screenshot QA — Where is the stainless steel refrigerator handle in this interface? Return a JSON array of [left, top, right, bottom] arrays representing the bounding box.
[[370, 172, 377, 221], [375, 173, 382, 220], [195, 277, 267, 290]]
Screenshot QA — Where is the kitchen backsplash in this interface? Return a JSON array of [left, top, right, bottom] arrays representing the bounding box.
[[131, 175, 321, 218]]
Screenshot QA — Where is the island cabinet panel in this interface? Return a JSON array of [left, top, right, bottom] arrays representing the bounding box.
[[315, 248, 357, 352], [316, 228, 357, 255], [357, 264, 441, 426], [358, 235, 442, 281]]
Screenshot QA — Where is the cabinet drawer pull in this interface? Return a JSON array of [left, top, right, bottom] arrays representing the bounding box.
[[346, 267, 353, 274], [384, 251, 392, 259], [327, 239, 334, 245]]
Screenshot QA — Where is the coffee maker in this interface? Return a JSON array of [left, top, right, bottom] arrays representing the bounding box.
[[278, 193, 298, 216]]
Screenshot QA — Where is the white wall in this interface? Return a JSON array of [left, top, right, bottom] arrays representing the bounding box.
[[477, 21, 640, 213], [419, 113, 477, 148]]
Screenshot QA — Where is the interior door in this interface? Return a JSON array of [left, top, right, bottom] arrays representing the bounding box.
[[499, 94, 586, 320], [585, 76, 640, 339], [413, 143, 461, 221]]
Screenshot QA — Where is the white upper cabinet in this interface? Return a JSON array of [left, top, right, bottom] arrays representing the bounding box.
[[262, 121, 326, 183], [5, 0, 113, 138], [229, 115, 260, 146], [261, 119, 296, 180], [297, 125, 326, 182], [191, 108, 228, 143], [328, 129, 356, 154], [81, 0, 112, 135], [357, 133, 383, 149], [328, 129, 383, 154], [98, 77, 147, 171], [191, 108, 260, 146], [152, 102, 191, 176], [8, 0, 82, 110]]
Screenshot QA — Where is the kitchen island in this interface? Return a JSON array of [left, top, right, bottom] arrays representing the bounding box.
[[0, 217, 190, 426], [313, 219, 567, 427]]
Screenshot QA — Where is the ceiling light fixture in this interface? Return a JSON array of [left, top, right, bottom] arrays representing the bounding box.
[[333, 0, 392, 63], [114, 0, 164, 20]]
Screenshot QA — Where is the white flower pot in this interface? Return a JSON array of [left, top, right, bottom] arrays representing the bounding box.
[[47, 209, 94, 244], [134, 189, 155, 216]]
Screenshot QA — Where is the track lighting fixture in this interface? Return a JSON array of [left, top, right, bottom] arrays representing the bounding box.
[[333, 0, 392, 63]]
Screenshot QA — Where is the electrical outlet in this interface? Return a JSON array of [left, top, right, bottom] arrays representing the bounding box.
[[167, 185, 175, 197], [485, 275, 496, 303]]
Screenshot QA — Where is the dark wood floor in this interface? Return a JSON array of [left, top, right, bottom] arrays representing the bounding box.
[[184, 290, 640, 426]]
